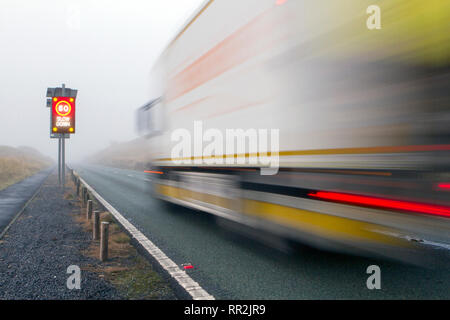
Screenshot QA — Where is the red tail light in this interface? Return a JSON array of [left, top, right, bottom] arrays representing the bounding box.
[[437, 183, 450, 190], [308, 191, 450, 218], [144, 170, 163, 174]]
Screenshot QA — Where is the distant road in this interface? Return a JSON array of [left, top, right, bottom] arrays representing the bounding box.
[[73, 164, 450, 299], [0, 167, 53, 235]]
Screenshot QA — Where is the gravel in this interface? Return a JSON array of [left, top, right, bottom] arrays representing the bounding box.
[[0, 173, 123, 299]]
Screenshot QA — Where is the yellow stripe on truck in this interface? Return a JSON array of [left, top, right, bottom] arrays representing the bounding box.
[[243, 199, 409, 247], [156, 184, 232, 210], [155, 144, 450, 162], [156, 183, 409, 247]]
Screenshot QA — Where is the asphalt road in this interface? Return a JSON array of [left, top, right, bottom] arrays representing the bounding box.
[[73, 164, 450, 299]]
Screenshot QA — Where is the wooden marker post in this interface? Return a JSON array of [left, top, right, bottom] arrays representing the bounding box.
[[86, 200, 93, 220], [93, 210, 100, 240], [100, 222, 109, 261]]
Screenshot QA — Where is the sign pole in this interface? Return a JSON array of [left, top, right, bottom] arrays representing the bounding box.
[[58, 137, 61, 185], [62, 137, 65, 187], [61, 84, 66, 188]]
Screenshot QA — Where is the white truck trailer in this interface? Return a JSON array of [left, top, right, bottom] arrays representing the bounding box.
[[137, 0, 450, 264]]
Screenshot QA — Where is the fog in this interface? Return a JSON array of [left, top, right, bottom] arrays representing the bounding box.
[[0, 0, 203, 161]]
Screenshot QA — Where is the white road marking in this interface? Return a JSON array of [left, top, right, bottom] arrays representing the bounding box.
[[418, 239, 450, 251], [377, 230, 450, 251], [76, 174, 215, 300]]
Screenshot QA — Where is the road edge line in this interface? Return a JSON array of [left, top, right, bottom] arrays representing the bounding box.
[[75, 172, 215, 300]]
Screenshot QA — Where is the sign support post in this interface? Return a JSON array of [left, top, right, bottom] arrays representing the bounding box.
[[46, 83, 77, 190], [61, 84, 65, 187], [58, 137, 61, 185]]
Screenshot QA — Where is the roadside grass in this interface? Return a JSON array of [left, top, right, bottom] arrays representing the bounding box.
[[64, 193, 74, 200], [113, 233, 130, 244], [0, 146, 52, 191], [107, 256, 175, 300], [69, 177, 176, 300], [0, 158, 41, 190]]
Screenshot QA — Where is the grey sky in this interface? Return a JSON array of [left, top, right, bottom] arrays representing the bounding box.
[[0, 0, 203, 161]]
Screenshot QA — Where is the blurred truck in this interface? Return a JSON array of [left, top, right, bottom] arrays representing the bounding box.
[[137, 0, 450, 264]]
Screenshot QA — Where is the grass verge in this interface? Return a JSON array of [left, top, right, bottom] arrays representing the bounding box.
[[0, 146, 52, 191]]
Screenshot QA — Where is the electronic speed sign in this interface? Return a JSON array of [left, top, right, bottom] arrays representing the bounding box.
[[51, 97, 75, 134]]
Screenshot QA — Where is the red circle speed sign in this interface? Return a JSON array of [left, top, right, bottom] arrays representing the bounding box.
[[55, 101, 72, 116]]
